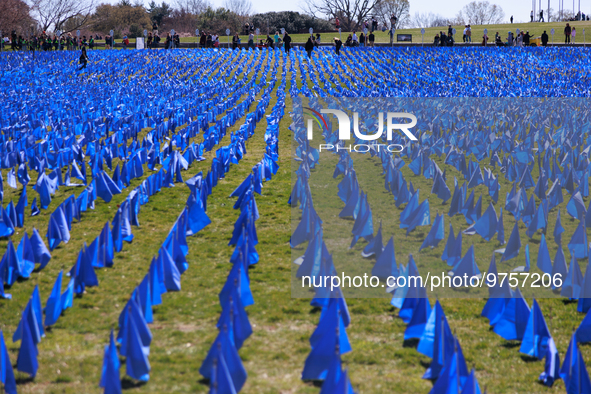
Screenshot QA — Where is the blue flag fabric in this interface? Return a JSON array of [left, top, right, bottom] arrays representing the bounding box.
[[554, 209, 565, 245], [492, 289, 530, 341], [45, 270, 64, 327], [371, 237, 399, 280], [69, 244, 99, 294], [404, 297, 432, 340], [539, 336, 561, 387], [568, 221, 588, 260], [217, 286, 252, 350], [123, 305, 151, 382], [420, 213, 444, 250], [575, 308, 591, 343], [449, 245, 481, 283], [118, 298, 152, 357], [502, 221, 521, 261], [16, 317, 38, 378], [200, 329, 247, 391], [578, 260, 591, 314], [0, 330, 17, 394], [461, 369, 482, 394], [562, 255, 584, 299], [520, 299, 553, 359], [560, 333, 591, 394], [552, 247, 568, 291], [417, 301, 449, 358], [99, 330, 122, 394], [497, 208, 505, 245], [537, 234, 553, 275], [47, 206, 71, 250]]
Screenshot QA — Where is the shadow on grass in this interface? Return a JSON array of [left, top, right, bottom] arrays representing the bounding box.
[[304, 380, 324, 388], [198, 377, 209, 387], [501, 341, 522, 349], [403, 338, 420, 348], [15, 375, 35, 385], [562, 299, 577, 305], [419, 359, 431, 370], [309, 306, 322, 314], [121, 377, 148, 390], [520, 355, 539, 363]]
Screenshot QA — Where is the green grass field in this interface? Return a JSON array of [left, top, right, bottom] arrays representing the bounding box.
[[0, 47, 589, 394], [112, 19, 591, 45]]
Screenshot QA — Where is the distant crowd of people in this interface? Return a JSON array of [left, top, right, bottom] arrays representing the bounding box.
[[2, 30, 100, 51]]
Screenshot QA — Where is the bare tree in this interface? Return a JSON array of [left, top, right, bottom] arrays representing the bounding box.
[[302, 0, 382, 31], [176, 0, 210, 15], [555, 8, 574, 21], [28, 0, 95, 32], [224, 0, 252, 17], [0, 0, 35, 35], [375, 0, 409, 28], [457, 0, 504, 25], [411, 12, 456, 28]]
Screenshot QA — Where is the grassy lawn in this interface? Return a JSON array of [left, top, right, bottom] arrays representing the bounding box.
[[102, 20, 591, 45], [0, 47, 589, 394]]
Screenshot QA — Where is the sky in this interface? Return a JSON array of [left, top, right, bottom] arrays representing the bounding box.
[[115, 0, 589, 25], [205, 0, 589, 24]]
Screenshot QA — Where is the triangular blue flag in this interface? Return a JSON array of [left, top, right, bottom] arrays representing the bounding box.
[[560, 333, 591, 393], [44, 271, 64, 327], [16, 316, 38, 378], [0, 330, 17, 394], [501, 221, 521, 261], [520, 299, 553, 359], [99, 329, 122, 393]]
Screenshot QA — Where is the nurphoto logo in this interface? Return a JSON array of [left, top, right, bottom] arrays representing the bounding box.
[[304, 107, 418, 153]]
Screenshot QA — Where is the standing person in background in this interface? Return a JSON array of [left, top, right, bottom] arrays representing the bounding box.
[[334, 37, 342, 55], [510, 15, 514, 23], [515, 31, 523, 46], [564, 23, 571, 44], [359, 31, 365, 47], [89, 36, 94, 49], [232, 33, 239, 49], [147, 32, 153, 49], [11, 31, 17, 50], [165, 33, 172, 49], [206, 32, 213, 48], [305, 37, 314, 58], [266, 34, 274, 48], [274, 31, 280, 45], [523, 30, 532, 45], [530, 10, 534, 22], [571, 27, 576, 43], [388, 27, 394, 45], [78, 47, 89, 70], [248, 31, 254, 49], [368, 30, 375, 47], [352, 31, 358, 46], [335, 17, 340, 30], [122, 36, 129, 49], [283, 32, 291, 53], [463, 25, 467, 42], [199, 32, 206, 48], [539, 10, 544, 22], [448, 24, 453, 37], [314, 33, 321, 47], [541, 30, 548, 46], [440, 31, 448, 46], [466, 25, 472, 42]]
